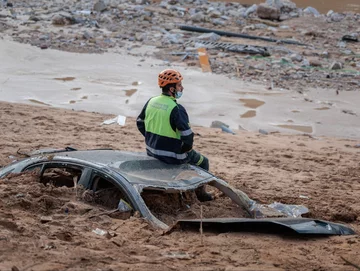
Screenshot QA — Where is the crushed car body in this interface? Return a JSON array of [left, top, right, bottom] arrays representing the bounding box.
[[0, 148, 356, 236]]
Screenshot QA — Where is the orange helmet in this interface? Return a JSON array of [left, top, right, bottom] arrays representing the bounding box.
[[158, 69, 183, 88]]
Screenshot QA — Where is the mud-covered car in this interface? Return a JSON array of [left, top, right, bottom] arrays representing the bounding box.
[[0, 148, 355, 235]]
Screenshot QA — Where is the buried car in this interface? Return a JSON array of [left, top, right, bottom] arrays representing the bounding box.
[[0, 148, 355, 235]]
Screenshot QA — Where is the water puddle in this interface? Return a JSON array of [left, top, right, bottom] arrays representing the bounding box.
[[314, 107, 330, 110], [28, 99, 51, 106], [54, 77, 76, 81], [240, 110, 256, 118], [292, 110, 300, 113], [124, 89, 137, 97], [276, 124, 313, 133], [69, 100, 77, 104], [71, 87, 81, 91], [239, 98, 265, 109], [81, 96, 88, 99]]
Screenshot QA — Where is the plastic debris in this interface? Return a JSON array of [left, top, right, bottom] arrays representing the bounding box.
[[299, 195, 310, 199], [92, 228, 107, 236], [102, 115, 126, 126], [210, 121, 235, 134], [268, 202, 309, 218], [197, 47, 212, 73], [117, 199, 133, 212]]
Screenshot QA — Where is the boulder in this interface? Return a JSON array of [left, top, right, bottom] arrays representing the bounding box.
[[256, 4, 280, 20], [266, 0, 297, 13], [93, 0, 107, 12]]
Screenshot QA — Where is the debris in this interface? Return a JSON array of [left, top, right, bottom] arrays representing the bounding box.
[[342, 109, 356, 116], [179, 25, 308, 46], [40, 216, 53, 223], [197, 47, 212, 73], [117, 199, 132, 212], [268, 202, 309, 218], [162, 251, 193, 260], [92, 228, 107, 236], [330, 62, 343, 70], [102, 115, 126, 126], [342, 34, 359, 42], [210, 121, 235, 134], [259, 129, 269, 135], [355, 144, 360, 148], [299, 195, 310, 199]]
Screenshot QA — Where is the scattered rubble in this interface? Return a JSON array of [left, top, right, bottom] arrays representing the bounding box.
[[0, 0, 359, 91]]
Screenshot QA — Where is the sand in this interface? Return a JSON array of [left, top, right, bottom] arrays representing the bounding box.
[[0, 101, 359, 270]]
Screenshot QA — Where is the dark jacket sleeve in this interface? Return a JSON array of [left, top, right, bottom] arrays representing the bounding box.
[[136, 99, 150, 137], [170, 104, 194, 153]]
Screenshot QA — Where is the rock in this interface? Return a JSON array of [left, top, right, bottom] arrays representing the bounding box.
[[337, 41, 346, 48], [244, 4, 257, 17], [212, 18, 226, 26], [329, 12, 345, 22], [94, 0, 107, 12], [320, 51, 329, 58], [52, 14, 76, 26], [195, 32, 221, 42], [208, 9, 222, 18], [40, 44, 48, 50], [190, 12, 206, 22], [266, 0, 297, 13], [290, 53, 302, 62], [330, 62, 343, 70], [257, 4, 280, 20], [52, 14, 67, 25], [82, 31, 93, 40], [303, 6, 320, 16], [301, 59, 310, 67], [326, 10, 334, 17], [309, 58, 322, 67], [29, 15, 41, 22]]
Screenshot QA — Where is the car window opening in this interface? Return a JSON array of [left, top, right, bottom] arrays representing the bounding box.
[[141, 186, 250, 226], [81, 176, 134, 219], [41, 167, 82, 187]]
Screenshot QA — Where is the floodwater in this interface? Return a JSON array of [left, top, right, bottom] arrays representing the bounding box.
[[219, 0, 360, 13], [276, 124, 313, 133], [1, 39, 360, 139]]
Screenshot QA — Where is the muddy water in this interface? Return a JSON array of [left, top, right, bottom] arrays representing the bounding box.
[[218, 0, 360, 13]]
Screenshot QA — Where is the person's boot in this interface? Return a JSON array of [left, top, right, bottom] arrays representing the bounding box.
[[195, 185, 213, 202]]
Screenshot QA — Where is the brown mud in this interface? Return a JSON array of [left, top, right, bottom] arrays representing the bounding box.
[[0, 101, 359, 270]]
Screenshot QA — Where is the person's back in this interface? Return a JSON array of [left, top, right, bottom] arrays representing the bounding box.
[[136, 69, 212, 201]]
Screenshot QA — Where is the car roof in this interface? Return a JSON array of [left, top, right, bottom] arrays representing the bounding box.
[[50, 150, 214, 189]]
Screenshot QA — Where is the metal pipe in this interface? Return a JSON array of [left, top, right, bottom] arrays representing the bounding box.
[[179, 24, 307, 46]]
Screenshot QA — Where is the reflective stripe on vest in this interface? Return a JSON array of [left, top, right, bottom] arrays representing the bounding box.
[[146, 146, 187, 160], [145, 95, 181, 139]]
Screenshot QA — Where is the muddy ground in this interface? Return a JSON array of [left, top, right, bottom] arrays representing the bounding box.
[[0, 101, 359, 271]]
